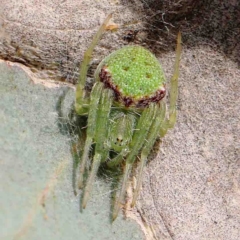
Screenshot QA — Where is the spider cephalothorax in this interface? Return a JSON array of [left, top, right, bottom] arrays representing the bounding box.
[[75, 14, 182, 220]]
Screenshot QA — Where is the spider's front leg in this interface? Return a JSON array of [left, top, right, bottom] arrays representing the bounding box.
[[112, 103, 158, 220], [81, 83, 113, 208], [78, 83, 103, 188], [129, 34, 182, 211], [75, 14, 112, 188], [132, 101, 166, 207]]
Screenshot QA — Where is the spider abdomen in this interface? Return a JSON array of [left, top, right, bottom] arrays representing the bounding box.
[[95, 46, 166, 108]]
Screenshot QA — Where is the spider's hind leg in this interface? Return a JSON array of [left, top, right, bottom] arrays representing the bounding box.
[[75, 14, 112, 115], [160, 32, 182, 137]]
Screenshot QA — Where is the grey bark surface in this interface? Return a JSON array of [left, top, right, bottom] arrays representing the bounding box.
[[0, 0, 239, 240]]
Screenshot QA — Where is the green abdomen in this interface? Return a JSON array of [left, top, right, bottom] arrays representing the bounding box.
[[96, 46, 166, 107]]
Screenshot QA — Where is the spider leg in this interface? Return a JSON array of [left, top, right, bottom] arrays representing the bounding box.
[[82, 84, 113, 208], [130, 33, 181, 213], [75, 14, 112, 115], [160, 32, 182, 137], [112, 103, 158, 220], [132, 102, 166, 207], [107, 148, 129, 168], [78, 83, 103, 188]]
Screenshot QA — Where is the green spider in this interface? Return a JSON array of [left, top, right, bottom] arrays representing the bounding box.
[[75, 14, 182, 220]]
